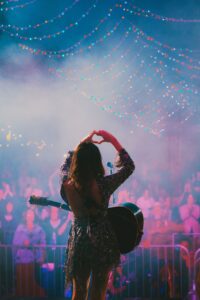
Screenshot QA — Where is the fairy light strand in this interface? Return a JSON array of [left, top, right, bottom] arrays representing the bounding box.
[[116, 2, 200, 23], [18, 20, 121, 58], [1, 1, 198, 136], [0, 0, 37, 11], [0, 0, 82, 30], [1, 1, 99, 40]]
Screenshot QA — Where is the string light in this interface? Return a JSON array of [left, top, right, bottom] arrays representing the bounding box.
[[2, 1, 200, 33], [2, 0, 22, 3], [47, 25, 199, 100], [46, 21, 198, 132], [3, 0, 24, 2], [13, 18, 199, 75], [47, 27, 134, 79], [1, 1, 99, 40], [128, 23, 200, 69], [18, 20, 121, 57], [49, 57, 196, 137], [0, 0, 37, 11], [81, 90, 165, 136], [0, 0, 81, 30], [116, 2, 200, 23], [1, 0, 198, 136], [2, 1, 198, 70], [136, 37, 200, 86]]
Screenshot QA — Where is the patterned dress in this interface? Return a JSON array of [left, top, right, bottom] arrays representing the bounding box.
[[60, 148, 135, 286]]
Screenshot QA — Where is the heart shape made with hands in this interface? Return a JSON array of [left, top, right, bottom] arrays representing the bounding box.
[[91, 134, 105, 144]]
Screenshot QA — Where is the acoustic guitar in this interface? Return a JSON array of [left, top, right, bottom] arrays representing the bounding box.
[[29, 196, 144, 254]]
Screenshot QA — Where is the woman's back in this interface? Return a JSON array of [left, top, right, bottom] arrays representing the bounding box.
[[63, 179, 104, 218]]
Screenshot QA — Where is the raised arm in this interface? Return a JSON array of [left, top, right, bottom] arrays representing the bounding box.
[[101, 148, 135, 199], [95, 130, 135, 198]]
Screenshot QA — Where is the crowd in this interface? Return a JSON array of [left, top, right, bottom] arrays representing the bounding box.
[[116, 172, 200, 246], [0, 164, 73, 297], [0, 157, 200, 298]]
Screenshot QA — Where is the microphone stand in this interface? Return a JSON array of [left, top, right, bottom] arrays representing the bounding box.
[[107, 162, 115, 206]]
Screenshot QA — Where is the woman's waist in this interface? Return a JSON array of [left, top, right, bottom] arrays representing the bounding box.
[[73, 211, 108, 225]]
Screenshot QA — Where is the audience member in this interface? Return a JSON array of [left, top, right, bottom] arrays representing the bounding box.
[[180, 181, 192, 205], [42, 206, 70, 297], [2, 201, 17, 244], [12, 209, 46, 297], [137, 188, 155, 219], [107, 265, 128, 299], [192, 171, 200, 205], [0, 188, 5, 213], [179, 193, 200, 234], [117, 189, 130, 204]]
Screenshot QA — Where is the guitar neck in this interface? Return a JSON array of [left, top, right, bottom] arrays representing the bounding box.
[[46, 200, 70, 211], [29, 196, 71, 211]]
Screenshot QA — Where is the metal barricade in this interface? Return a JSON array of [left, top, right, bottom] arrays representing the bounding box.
[[173, 233, 200, 251], [0, 244, 15, 297], [116, 245, 191, 300], [0, 244, 66, 298], [194, 248, 200, 299], [0, 244, 192, 299]]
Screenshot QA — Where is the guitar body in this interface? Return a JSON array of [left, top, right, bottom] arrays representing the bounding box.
[[108, 202, 144, 254], [30, 197, 143, 254]]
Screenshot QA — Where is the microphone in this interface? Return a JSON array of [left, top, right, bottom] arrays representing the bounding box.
[[107, 162, 114, 169]]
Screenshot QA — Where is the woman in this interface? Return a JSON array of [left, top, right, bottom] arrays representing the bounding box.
[[12, 209, 46, 297], [60, 130, 135, 300]]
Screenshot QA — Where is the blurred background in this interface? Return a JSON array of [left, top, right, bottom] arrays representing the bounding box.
[[0, 0, 200, 299]]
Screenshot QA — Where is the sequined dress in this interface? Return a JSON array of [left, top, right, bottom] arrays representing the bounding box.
[[60, 148, 135, 285]]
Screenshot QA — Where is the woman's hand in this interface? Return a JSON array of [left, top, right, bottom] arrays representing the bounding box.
[[80, 131, 98, 144], [80, 130, 123, 151], [94, 130, 116, 144], [95, 130, 123, 151]]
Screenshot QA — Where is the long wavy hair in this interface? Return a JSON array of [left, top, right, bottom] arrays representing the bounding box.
[[69, 142, 105, 197]]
